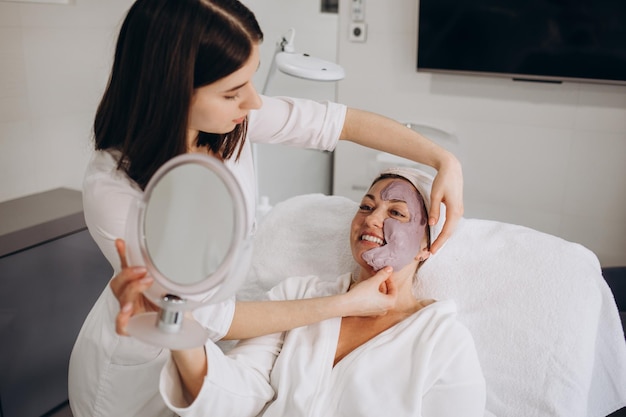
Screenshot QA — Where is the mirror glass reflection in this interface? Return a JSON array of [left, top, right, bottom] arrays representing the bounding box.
[[143, 163, 235, 286]]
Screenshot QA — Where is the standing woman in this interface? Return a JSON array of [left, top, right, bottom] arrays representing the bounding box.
[[68, 0, 464, 416]]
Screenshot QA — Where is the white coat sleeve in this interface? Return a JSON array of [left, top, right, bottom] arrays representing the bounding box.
[[247, 95, 347, 151], [160, 334, 282, 417], [421, 324, 487, 417], [82, 150, 142, 272], [159, 279, 306, 416]]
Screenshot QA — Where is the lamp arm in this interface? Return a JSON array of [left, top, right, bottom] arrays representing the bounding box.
[[262, 44, 281, 95], [262, 28, 296, 95], [281, 28, 296, 53]]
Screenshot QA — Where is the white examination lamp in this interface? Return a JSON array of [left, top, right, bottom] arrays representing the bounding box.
[[261, 28, 345, 94], [255, 29, 345, 218]]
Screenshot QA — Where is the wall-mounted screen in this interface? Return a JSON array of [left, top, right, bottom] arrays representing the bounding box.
[[417, 0, 626, 86]]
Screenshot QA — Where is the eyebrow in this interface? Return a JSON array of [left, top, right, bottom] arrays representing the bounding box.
[[222, 81, 248, 93], [363, 194, 407, 204]]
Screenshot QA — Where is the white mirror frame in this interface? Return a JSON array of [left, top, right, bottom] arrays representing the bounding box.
[[127, 153, 250, 306], [124, 153, 251, 348]]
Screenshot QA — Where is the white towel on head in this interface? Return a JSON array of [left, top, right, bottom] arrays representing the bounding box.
[[377, 167, 446, 243], [242, 193, 626, 417]]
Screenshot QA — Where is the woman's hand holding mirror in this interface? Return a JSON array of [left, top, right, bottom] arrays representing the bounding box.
[[119, 154, 250, 349], [110, 239, 158, 336]]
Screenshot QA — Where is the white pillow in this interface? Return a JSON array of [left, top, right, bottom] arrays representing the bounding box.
[[242, 194, 357, 298]]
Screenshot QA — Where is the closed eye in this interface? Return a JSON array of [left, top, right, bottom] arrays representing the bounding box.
[[224, 93, 240, 100]]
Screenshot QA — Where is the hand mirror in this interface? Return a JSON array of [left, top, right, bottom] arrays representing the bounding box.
[[124, 154, 251, 349]]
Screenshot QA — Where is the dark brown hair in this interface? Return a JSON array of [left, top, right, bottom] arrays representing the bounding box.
[[93, 0, 263, 189]]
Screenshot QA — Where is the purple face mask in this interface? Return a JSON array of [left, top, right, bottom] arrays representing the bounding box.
[[361, 180, 427, 271]]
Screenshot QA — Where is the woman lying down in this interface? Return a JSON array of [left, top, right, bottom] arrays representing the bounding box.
[[137, 167, 486, 416]]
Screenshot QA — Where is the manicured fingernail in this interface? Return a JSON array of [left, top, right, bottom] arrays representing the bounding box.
[[429, 217, 436, 225], [122, 303, 132, 313], [139, 276, 153, 284], [132, 267, 147, 274]]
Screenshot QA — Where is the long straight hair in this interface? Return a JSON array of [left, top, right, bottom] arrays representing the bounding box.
[[94, 0, 263, 189]]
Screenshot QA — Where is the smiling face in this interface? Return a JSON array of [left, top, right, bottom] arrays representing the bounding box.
[[187, 44, 263, 146], [351, 177, 428, 273]]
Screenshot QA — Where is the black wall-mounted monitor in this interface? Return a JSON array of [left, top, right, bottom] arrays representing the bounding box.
[[417, 0, 626, 86]]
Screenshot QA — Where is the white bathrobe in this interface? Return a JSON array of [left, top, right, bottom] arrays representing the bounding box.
[[160, 274, 487, 417]]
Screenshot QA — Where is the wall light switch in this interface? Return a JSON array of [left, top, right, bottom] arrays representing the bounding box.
[[349, 22, 367, 42], [351, 0, 365, 21]]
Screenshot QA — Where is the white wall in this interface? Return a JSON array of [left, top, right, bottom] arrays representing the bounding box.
[[0, 0, 336, 207], [334, 0, 626, 267], [1, 0, 624, 267], [0, 0, 132, 202], [243, 0, 340, 204]]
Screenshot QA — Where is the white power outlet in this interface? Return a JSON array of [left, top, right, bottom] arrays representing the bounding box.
[[349, 22, 367, 43]]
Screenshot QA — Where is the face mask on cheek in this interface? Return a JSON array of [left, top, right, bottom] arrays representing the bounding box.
[[361, 181, 426, 271]]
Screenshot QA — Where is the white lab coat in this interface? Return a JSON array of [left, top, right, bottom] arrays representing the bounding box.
[[68, 96, 347, 417], [160, 274, 486, 417]]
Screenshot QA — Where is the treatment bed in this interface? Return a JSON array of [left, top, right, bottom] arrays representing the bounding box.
[[238, 193, 626, 417]]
